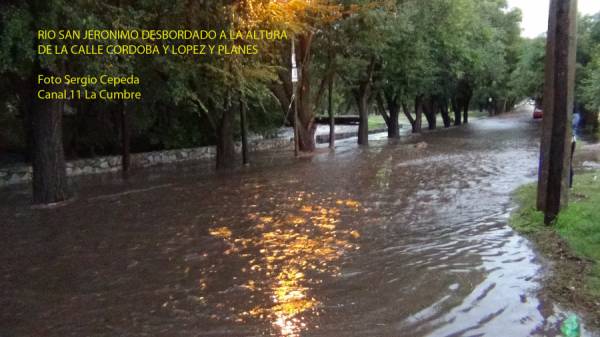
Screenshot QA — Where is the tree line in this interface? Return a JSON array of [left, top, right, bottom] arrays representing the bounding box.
[[511, 12, 600, 128], [1, 0, 599, 204]]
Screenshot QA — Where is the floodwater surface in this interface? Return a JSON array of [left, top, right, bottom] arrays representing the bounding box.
[[1, 108, 598, 337]]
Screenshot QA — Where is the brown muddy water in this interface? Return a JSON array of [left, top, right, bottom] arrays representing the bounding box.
[[1, 108, 599, 337]]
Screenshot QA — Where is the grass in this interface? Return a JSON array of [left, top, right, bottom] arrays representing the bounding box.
[[368, 115, 387, 130], [510, 171, 600, 325], [367, 110, 488, 131]]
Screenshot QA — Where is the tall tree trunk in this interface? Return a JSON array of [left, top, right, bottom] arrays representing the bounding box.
[[296, 34, 316, 152], [269, 41, 294, 124], [423, 97, 436, 130], [463, 92, 472, 124], [440, 98, 451, 128], [121, 102, 131, 178], [216, 98, 235, 170], [31, 68, 69, 204], [356, 91, 369, 146], [30, 0, 69, 204], [414, 95, 423, 133], [384, 95, 400, 138], [328, 76, 335, 149], [452, 97, 462, 126], [377, 93, 398, 138], [388, 105, 400, 138], [457, 80, 472, 124], [401, 101, 415, 133]]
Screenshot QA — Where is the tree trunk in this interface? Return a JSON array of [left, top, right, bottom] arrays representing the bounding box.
[[356, 92, 369, 146], [377, 93, 399, 138], [269, 43, 294, 124], [31, 68, 69, 204], [384, 95, 400, 138], [216, 99, 235, 170], [423, 97, 436, 130], [457, 79, 472, 124], [401, 101, 415, 133], [30, 0, 69, 204], [440, 99, 451, 128], [414, 95, 423, 133], [463, 92, 472, 124], [452, 97, 462, 125], [328, 76, 335, 149], [296, 34, 316, 152], [388, 105, 400, 138]]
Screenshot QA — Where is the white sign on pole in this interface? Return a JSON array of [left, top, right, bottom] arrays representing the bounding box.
[[291, 41, 298, 83]]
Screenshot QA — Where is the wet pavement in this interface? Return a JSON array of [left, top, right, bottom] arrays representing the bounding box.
[[1, 107, 599, 337]]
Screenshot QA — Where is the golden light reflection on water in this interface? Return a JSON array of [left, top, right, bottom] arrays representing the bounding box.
[[208, 193, 362, 336]]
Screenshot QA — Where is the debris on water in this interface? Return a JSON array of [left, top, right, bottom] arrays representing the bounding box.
[[560, 314, 580, 337]]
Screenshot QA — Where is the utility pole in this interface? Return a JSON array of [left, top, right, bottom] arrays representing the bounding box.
[[537, 0, 578, 224], [291, 40, 300, 157]]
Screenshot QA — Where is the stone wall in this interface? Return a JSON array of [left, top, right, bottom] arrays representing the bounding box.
[[0, 138, 293, 187]]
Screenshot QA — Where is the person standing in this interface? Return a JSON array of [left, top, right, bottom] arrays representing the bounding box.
[[570, 104, 581, 188]]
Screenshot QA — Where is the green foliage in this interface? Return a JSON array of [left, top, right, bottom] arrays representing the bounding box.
[[0, 5, 34, 76], [1, 1, 597, 160], [581, 49, 600, 112], [578, 13, 600, 115], [509, 37, 546, 101], [373, 0, 523, 112]]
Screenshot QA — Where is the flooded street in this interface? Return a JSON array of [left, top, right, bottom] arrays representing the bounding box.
[[1, 109, 598, 337]]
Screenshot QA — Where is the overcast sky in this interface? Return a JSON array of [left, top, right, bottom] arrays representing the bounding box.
[[507, 0, 600, 38]]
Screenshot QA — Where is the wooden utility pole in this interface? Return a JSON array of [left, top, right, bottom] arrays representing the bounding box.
[[291, 39, 300, 157], [537, 0, 578, 224]]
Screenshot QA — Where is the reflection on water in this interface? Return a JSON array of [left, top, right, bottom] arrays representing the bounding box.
[[208, 193, 363, 336]]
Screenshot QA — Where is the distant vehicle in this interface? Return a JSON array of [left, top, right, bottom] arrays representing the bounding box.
[[533, 106, 543, 119]]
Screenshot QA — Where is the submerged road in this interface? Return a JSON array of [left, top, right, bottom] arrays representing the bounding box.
[[1, 107, 598, 337]]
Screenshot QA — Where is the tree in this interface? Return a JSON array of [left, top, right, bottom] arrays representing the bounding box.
[[581, 49, 600, 119], [269, 1, 344, 152], [576, 13, 600, 130], [0, 1, 73, 204], [336, 1, 401, 143], [509, 37, 546, 104]]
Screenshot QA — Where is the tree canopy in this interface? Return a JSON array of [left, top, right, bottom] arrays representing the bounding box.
[[0, 0, 598, 181]]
